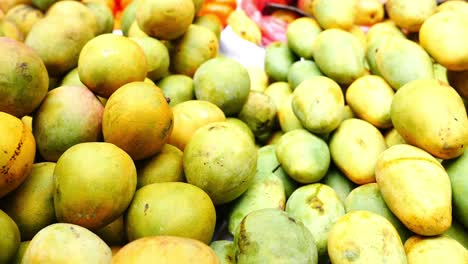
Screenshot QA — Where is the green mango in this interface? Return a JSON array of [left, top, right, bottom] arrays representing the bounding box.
[[444, 219, 468, 249], [264, 42, 297, 82], [286, 17, 322, 59], [313, 29, 366, 85], [321, 165, 356, 202], [121, 0, 140, 36], [238, 91, 277, 141], [234, 208, 318, 264], [444, 150, 468, 228], [95, 216, 127, 246], [278, 94, 304, 133], [157, 74, 194, 107], [10, 241, 30, 264], [210, 240, 235, 264], [0, 209, 20, 263], [287, 60, 323, 90]]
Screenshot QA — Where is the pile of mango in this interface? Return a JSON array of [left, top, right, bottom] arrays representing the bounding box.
[[1, 0, 468, 263]]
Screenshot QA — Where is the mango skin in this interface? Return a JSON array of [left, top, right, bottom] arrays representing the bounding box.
[[311, 0, 357, 30], [404, 235, 468, 264], [264, 41, 297, 82], [276, 129, 330, 184], [328, 211, 407, 264], [264, 81, 292, 111], [130, 37, 170, 81], [95, 216, 127, 247], [321, 165, 356, 202], [54, 142, 137, 230], [444, 150, 468, 228], [375, 37, 434, 90], [210, 240, 235, 264], [238, 91, 277, 141], [286, 184, 345, 258], [22, 223, 112, 264], [0, 111, 36, 199], [287, 60, 323, 90], [112, 236, 219, 264], [278, 94, 304, 133], [157, 74, 194, 106], [4, 4, 44, 37], [376, 144, 452, 236], [2, 162, 56, 241], [234, 208, 318, 264], [384, 128, 407, 147], [0, 37, 48, 117], [183, 122, 257, 205], [391, 79, 468, 159], [330, 118, 387, 185], [344, 183, 412, 241], [443, 220, 468, 249], [286, 17, 322, 59], [10, 240, 30, 264], [386, 0, 436, 32], [0, 209, 20, 264], [33, 85, 104, 162], [313, 29, 366, 85]]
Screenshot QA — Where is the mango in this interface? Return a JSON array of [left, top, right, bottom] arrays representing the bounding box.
[[1, 0, 31, 12], [444, 220, 468, 249], [210, 240, 235, 264], [5, 4, 43, 37], [10, 240, 29, 264], [0, 209, 20, 264], [375, 36, 434, 90], [128, 18, 148, 38], [391, 79, 468, 159], [346, 75, 394, 128], [238, 91, 277, 141], [46, 1, 98, 35], [245, 66, 268, 93], [321, 165, 355, 202], [103, 82, 173, 160], [112, 236, 219, 264], [157, 74, 194, 106], [84, 1, 114, 35], [194, 57, 250, 116], [444, 150, 468, 228], [121, 0, 139, 36], [310, 0, 357, 30], [95, 216, 127, 246], [355, 0, 384, 25], [2, 162, 56, 241], [31, 0, 58, 11], [0, 19, 23, 41], [228, 173, 285, 235], [436, 0, 468, 15], [264, 82, 292, 111], [60, 68, 85, 87], [287, 60, 323, 90], [171, 25, 219, 77], [264, 41, 297, 82], [386, 0, 436, 32], [286, 184, 345, 258], [54, 142, 137, 230], [33, 85, 104, 161], [23, 223, 111, 264], [286, 17, 321, 59], [126, 182, 216, 243], [130, 36, 170, 81], [385, 128, 407, 147], [225, 118, 255, 143], [328, 210, 407, 264], [183, 121, 257, 205], [292, 76, 344, 134], [375, 144, 452, 236], [168, 100, 225, 151], [278, 94, 304, 133], [404, 235, 468, 263], [0, 112, 36, 198], [313, 29, 366, 85], [234, 208, 318, 264], [419, 11, 468, 71], [342, 105, 355, 121], [276, 129, 330, 184], [0, 37, 48, 117], [194, 14, 222, 40]]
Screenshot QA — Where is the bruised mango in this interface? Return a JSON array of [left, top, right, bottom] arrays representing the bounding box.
[[210, 240, 235, 264]]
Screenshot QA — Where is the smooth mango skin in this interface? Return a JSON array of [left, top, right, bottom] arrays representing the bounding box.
[[225, 118, 255, 143], [171, 25, 219, 78], [443, 220, 468, 249], [125, 182, 216, 244], [245, 66, 268, 93], [444, 150, 468, 228], [321, 165, 356, 202], [2, 162, 56, 241], [276, 129, 330, 184], [264, 82, 292, 111], [384, 128, 407, 148], [386, 0, 436, 32], [228, 173, 285, 235], [287, 60, 323, 90], [278, 94, 304, 133], [127, 20, 148, 38], [375, 37, 434, 90], [436, 0, 468, 15], [183, 122, 257, 205], [54, 142, 137, 230], [391, 79, 468, 159], [130, 37, 170, 81], [112, 236, 220, 264], [46, 1, 99, 36], [292, 76, 345, 134], [168, 100, 225, 151], [286, 184, 345, 258], [313, 29, 366, 85], [95, 216, 127, 247], [346, 75, 394, 128], [264, 41, 297, 82], [60, 68, 85, 87], [0, 209, 20, 264], [404, 236, 468, 264], [5, 4, 43, 37], [10, 240, 29, 264], [311, 0, 357, 30], [0, 112, 36, 199], [420, 11, 468, 71], [375, 144, 452, 236], [210, 240, 235, 264], [328, 211, 407, 264], [238, 91, 277, 141], [355, 0, 384, 26], [330, 118, 387, 185], [136, 144, 184, 188], [33, 85, 104, 161], [157, 74, 194, 106], [234, 208, 318, 264], [23, 223, 112, 264], [366, 20, 405, 47], [286, 17, 322, 59], [120, 0, 139, 36], [344, 183, 412, 241], [84, 1, 114, 35]]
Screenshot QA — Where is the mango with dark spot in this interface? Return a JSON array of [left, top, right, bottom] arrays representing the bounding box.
[[391, 79, 468, 159], [286, 183, 345, 259], [0, 112, 36, 198], [234, 208, 318, 263], [54, 142, 137, 230], [22, 223, 112, 263], [0, 209, 20, 264], [210, 240, 235, 264], [328, 211, 407, 264]]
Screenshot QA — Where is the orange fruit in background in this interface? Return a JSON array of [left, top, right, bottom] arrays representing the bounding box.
[[198, 2, 234, 27]]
